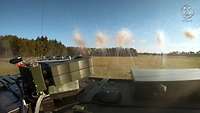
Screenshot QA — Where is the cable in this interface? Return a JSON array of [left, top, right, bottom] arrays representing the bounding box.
[[34, 92, 48, 113]]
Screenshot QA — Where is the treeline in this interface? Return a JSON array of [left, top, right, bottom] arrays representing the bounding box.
[[0, 35, 67, 57], [67, 47, 137, 56], [4, 35, 200, 57], [139, 51, 200, 56], [0, 35, 138, 57], [168, 51, 200, 56]]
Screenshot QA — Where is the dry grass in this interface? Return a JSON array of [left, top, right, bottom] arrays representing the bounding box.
[[1, 55, 200, 79], [92, 55, 200, 79]]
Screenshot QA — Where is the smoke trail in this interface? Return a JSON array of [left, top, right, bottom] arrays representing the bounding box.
[[73, 31, 87, 55], [156, 31, 166, 66], [73, 31, 85, 48], [115, 28, 135, 78], [156, 31, 165, 48], [184, 28, 200, 40], [115, 28, 134, 47], [95, 32, 109, 48]]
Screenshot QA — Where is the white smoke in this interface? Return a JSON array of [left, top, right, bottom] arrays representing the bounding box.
[[156, 31, 166, 65], [73, 31, 85, 48], [95, 32, 109, 48], [184, 28, 200, 40], [115, 28, 134, 47], [156, 31, 165, 48]]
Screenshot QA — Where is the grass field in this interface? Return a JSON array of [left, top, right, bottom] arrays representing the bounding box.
[[92, 55, 200, 79], [1, 55, 200, 79]]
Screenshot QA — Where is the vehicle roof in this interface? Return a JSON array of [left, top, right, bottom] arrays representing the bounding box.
[[132, 68, 200, 82]]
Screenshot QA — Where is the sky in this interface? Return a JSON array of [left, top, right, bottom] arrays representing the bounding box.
[[1, 0, 200, 53]]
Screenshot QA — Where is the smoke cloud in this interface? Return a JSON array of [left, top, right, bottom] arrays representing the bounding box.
[[184, 28, 200, 40], [73, 31, 88, 55], [73, 31, 85, 48], [115, 28, 134, 47], [95, 32, 109, 48], [156, 31, 165, 48]]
